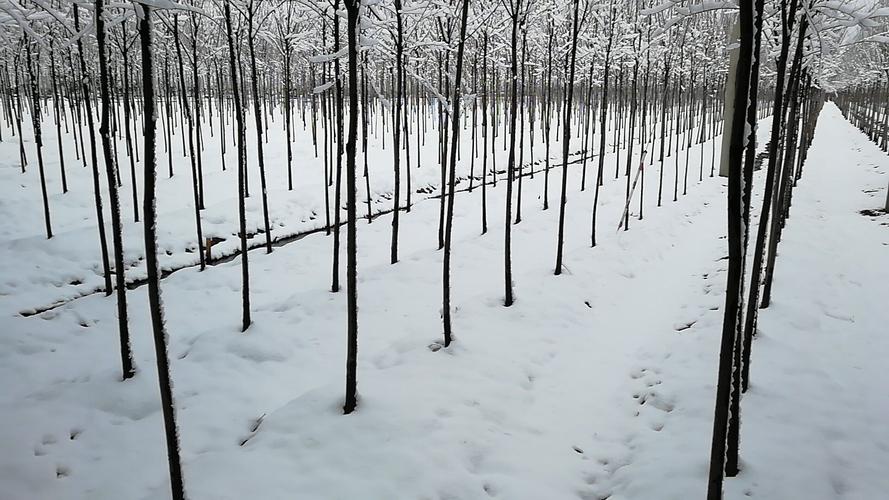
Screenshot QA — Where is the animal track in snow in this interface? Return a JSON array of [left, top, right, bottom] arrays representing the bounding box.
[[628, 364, 674, 437]]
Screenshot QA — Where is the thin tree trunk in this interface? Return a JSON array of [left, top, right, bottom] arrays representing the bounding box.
[[343, 0, 360, 415], [332, 3, 345, 291], [49, 43, 68, 195], [224, 0, 251, 332], [555, 0, 581, 274], [137, 6, 186, 499], [442, 0, 471, 347], [74, 4, 113, 295], [247, 2, 273, 254], [391, 0, 404, 264], [98, 0, 136, 379], [591, 4, 614, 247], [503, 1, 522, 307], [481, 31, 489, 235], [25, 41, 53, 240], [742, 0, 800, 364], [173, 14, 206, 271]]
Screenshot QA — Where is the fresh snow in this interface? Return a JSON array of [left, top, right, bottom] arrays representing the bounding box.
[[1, 102, 887, 500]]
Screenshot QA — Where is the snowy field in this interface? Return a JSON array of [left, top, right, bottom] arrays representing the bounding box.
[[1, 102, 888, 500]]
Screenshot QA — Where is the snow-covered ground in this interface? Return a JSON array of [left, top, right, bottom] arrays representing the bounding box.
[[1, 102, 886, 500]]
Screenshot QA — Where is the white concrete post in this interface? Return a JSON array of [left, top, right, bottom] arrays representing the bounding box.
[[719, 21, 741, 178]]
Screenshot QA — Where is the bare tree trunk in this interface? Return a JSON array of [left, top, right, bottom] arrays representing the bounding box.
[[761, 10, 809, 309], [591, 4, 615, 248], [190, 13, 205, 209], [247, 1, 273, 254], [118, 26, 140, 222], [391, 0, 404, 264], [707, 0, 756, 494], [49, 42, 68, 195], [284, 48, 293, 190], [173, 14, 206, 271], [74, 4, 113, 295], [332, 1, 345, 291], [623, 35, 640, 231], [97, 0, 136, 379], [362, 57, 372, 221], [657, 59, 670, 207], [555, 0, 581, 274], [515, 27, 527, 224], [481, 31, 489, 234], [503, 0, 522, 307], [12, 57, 28, 172], [137, 5, 186, 499], [343, 0, 360, 415], [543, 20, 554, 210], [224, 0, 251, 332], [25, 40, 52, 240], [442, 0, 471, 347], [743, 0, 801, 361]]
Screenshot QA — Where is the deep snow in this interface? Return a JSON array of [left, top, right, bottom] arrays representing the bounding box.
[[1, 101, 887, 500]]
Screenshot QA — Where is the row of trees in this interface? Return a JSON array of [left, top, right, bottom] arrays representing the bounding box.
[[1, 0, 887, 498], [698, 0, 888, 498], [835, 81, 889, 211], [2, 1, 739, 239], [2, 0, 741, 390]]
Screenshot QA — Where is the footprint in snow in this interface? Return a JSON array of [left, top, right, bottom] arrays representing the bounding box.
[[628, 365, 674, 436], [56, 465, 70, 478]]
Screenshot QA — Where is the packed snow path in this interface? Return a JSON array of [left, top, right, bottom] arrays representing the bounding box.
[[1, 103, 887, 500]]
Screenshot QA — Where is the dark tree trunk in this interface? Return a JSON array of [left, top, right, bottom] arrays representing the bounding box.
[[224, 0, 251, 332], [707, 0, 756, 495], [74, 4, 113, 295], [404, 52, 412, 214], [332, 2, 345, 292], [657, 59, 670, 207], [591, 5, 615, 248], [284, 48, 293, 190], [481, 31, 489, 234], [247, 1, 273, 254], [442, 0, 471, 347], [362, 57, 372, 221], [742, 0, 800, 386], [97, 0, 136, 379], [515, 27, 527, 225], [503, 1, 522, 307], [580, 59, 594, 192], [391, 0, 404, 264], [137, 6, 186, 500], [726, 0, 767, 477], [623, 41, 640, 232], [25, 40, 52, 240], [738, 0, 766, 393], [119, 25, 140, 222], [173, 14, 206, 271], [190, 13, 205, 208], [543, 20, 554, 210], [49, 43, 68, 195], [13, 58, 28, 172], [555, 0, 581, 275], [343, 0, 360, 415], [761, 10, 809, 309]]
